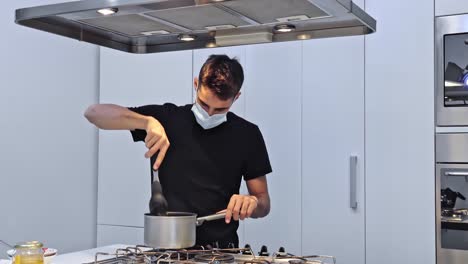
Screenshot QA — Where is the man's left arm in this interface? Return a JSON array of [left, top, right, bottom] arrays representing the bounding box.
[[224, 176, 270, 223], [223, 125, 271, 224]]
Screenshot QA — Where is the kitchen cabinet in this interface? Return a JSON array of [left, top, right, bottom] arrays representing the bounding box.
[[97, 225, 144, 247], [436, 0, 468, 17], [301, 36, 365, 263], [97, 48, 193, 230], [365, 0, 435, 263], [192, 46, 248, 245], [242, 42, 303, 255]]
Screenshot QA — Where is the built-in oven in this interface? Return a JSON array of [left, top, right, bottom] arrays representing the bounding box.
[[437, 133, 468, 264], [436, 14, 468, 126]]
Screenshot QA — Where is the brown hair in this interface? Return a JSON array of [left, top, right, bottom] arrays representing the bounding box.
[[198, 55, 244, 100]]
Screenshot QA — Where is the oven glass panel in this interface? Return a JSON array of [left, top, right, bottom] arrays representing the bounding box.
[[441, 171, 468, 250], [444, 33, 468, 107]]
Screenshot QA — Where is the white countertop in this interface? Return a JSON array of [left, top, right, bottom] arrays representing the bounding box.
[[1, 244, 134, 264], [53, 244, 131, 264]]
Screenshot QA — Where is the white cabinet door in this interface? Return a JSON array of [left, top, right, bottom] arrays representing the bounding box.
[[365, 0, 435, 263], [436, 0, 468, 16], [243, 42, 302, 255], [98, 48, 193, 227], [192, 47, 248, 244], [301, 36, 365, 263], [97, 225, 144, 247]]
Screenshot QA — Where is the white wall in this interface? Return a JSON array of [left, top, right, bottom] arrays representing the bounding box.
[[365, 0, 435, 263], [0, 0, 99, 258], [97, 48, 192, 236]]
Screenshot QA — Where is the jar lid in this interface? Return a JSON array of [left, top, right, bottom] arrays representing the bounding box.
[[14, 241, 43, 249]]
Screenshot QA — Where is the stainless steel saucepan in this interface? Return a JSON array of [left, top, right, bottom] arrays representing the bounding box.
[[144, 212, 226, 249]]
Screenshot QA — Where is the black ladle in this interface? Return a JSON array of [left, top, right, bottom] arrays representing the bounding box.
[[149, 156, 168, 216]]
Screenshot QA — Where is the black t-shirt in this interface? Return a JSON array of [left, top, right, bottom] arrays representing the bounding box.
[[128, 103, 272, 247]]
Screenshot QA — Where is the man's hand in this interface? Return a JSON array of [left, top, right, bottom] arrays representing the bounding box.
[[144, 117, 170, 170], [221, 176, 270, 224], [84, 104, 170, 170], [224, 194, 259, 223]]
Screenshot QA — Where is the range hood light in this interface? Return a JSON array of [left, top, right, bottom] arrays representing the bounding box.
[[297, 33, 311, 40], [141, 30, 170, 36], [178, 34, 196, 41], [274, 24, 296, 33], [206, 42, 217, 48], [96, 8, 118, 16]]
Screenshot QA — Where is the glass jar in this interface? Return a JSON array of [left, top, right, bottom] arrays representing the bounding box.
[[13, 241, 44, 264]]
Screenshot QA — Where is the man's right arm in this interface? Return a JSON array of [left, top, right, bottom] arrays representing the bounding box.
[[84, 103, 150, 131], [84, 104, 170, 170]]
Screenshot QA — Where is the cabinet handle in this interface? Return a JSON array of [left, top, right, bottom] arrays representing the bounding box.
[[445, 171, 468, 177], [350, 155, 358, 209]]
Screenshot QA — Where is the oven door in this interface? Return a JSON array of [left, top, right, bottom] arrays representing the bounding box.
[[437, 164, 468, 264], [436, 14, 468, 126]]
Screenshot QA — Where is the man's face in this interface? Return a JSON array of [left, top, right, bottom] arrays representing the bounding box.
[[194, 79, 240, 116]]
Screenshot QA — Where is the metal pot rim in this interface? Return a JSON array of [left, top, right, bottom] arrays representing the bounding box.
[[144, 212, 197, 219]]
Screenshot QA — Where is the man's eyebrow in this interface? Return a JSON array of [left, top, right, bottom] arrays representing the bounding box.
[[199, 97, 229, 111], [198, 97, 209, 106]]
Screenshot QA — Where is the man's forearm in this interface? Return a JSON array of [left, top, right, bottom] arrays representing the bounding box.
[[251, 193, 270, 218], [85, 104, 150, 130]]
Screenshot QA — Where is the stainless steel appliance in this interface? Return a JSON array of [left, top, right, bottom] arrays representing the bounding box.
[[85, 245, 336, 264], [436, 14, 468, 126], [436, 133, 468, 263], [14, 0, 376, 54]]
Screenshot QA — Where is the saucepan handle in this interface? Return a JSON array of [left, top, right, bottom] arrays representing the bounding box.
[[196, 212, 227, 226]]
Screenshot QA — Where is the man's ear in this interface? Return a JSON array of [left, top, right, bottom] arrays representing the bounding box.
[[234, 92, 241, 101], [194, 77, 199, 91]]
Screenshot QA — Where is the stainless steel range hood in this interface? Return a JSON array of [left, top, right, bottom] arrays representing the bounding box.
[[15, 0, 376, 54]]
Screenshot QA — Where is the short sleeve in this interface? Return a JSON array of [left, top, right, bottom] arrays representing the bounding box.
[[127, 103, 177, 142], [243, 125, 273, 181]]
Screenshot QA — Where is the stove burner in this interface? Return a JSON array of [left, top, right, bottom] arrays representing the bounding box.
[[194, 253, 235, 264], [88, 245, 336, 264]]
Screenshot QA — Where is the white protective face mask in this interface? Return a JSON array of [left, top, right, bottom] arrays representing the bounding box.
[[191, 101, 227, 129]]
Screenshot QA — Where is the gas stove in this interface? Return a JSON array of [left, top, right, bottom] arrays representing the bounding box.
[[84, 245, 335, 264]]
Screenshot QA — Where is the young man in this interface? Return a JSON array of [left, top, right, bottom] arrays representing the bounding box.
[[85, 55, 272, 248]]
